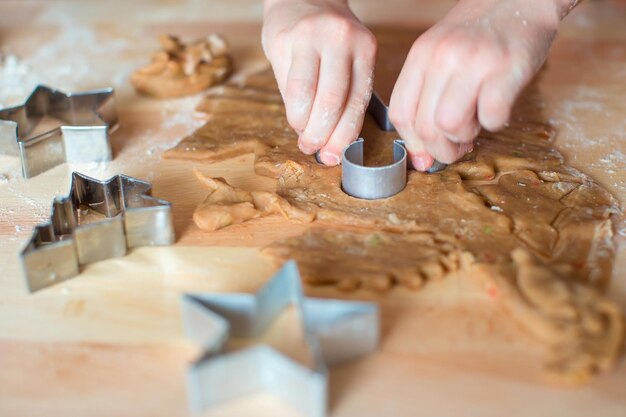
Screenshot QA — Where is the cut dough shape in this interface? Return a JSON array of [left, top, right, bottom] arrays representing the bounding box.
[[131, 34, 232, 98], [193, 169, 314, 231]]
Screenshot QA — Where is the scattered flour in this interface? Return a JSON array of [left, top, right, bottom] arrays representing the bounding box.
[[0, 15, 204, 248], [548, 86, 626, 194], [0, 53, 40, 109]]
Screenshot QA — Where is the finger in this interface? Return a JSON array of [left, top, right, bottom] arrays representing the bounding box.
[[477, 65, 527, 131], [388, 43, 428, 170], [298, 49, 351, 155], [446, 117, 481, 145], [284, 46, 320, 134], [423, 135, 472, 165], [318, 55, 374, 165], [267, 40, 292, 98], [434, 69, 483, 143], [412, 56, 457, 166]]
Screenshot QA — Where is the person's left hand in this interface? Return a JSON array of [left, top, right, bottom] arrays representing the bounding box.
[[388, 0, 564, 171]]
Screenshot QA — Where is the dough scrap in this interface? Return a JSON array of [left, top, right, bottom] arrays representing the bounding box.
[[131, 34, 232, 98], [171, 67, 623, 384], [193, 169, 314, 231], [478, 249, 624, 384]]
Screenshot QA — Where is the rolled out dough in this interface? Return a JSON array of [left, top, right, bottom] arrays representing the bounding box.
[[167, 66, 624, 384]]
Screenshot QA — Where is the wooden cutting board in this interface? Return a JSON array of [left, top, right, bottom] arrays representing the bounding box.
[[0, 1, 625, 416]]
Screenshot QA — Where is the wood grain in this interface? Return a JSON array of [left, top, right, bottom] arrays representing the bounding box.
[[0, 1, 625, 416]]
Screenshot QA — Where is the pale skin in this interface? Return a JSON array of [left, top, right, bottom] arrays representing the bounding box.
[[262, 0, 580, 170]]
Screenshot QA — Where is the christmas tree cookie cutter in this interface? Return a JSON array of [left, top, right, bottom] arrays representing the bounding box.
[[21, 171, 175, 292], [181, 260, 379, 417]]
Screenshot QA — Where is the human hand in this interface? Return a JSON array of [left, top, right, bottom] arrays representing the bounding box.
[[262, 0, 377, 165], [388, 0, 569, 171]]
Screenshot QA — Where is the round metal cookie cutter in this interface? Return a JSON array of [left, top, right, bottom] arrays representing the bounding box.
[[341, 138, 408, 200]]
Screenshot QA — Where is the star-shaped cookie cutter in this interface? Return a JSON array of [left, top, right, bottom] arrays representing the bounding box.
[[181, 260, 379, 417], [0, 85, 118, 178], [21, 171, 175, 292]]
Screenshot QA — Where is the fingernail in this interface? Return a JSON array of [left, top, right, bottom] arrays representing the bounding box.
[[320, 151, 341, 166], [410, 152, 434, 172]]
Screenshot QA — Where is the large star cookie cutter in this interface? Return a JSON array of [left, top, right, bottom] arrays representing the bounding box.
[[0, 85, 118, 178], [21, 171, 175, 292], [181, 260, 379, 417], [340, 92, 447, 200]]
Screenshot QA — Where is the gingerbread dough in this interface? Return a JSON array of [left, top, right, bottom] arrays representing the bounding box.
[[169, 67, 623, 384], [193, 169, 314, 231], [131, 34, 232, 98], [264, 227, 474, 292]]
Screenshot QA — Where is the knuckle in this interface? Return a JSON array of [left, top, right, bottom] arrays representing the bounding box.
[[286, 77, 315, 98], [274, 27, 290, 41], [407, 27, 444, 63], [318, 90, 346, 111], [294, 16, 316, 34], [360, 30, 378, 53], [415, 122, 437, 143], [271, 28, 291, 51], [412, 29, 436, 50], [476, 41, 509, 68], [324, 15, 354, 39], [408, 37, 429, 62], [435, 109, 460, 133], [433, 36, 470, 68]]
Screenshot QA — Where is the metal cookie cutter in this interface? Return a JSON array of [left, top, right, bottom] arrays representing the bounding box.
[[181, 260, 379, 417], [366, 91, 448, 174], [342, 137, 407, 200], [0, 85, 118, 178], [341, 92, 447, 200], [21, 171, 175, 292]]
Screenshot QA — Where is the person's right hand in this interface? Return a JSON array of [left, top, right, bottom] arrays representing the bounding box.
[[262, 0, 377, 166]]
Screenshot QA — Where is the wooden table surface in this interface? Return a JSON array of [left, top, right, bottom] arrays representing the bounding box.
[[0, 1, 625, 416]]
